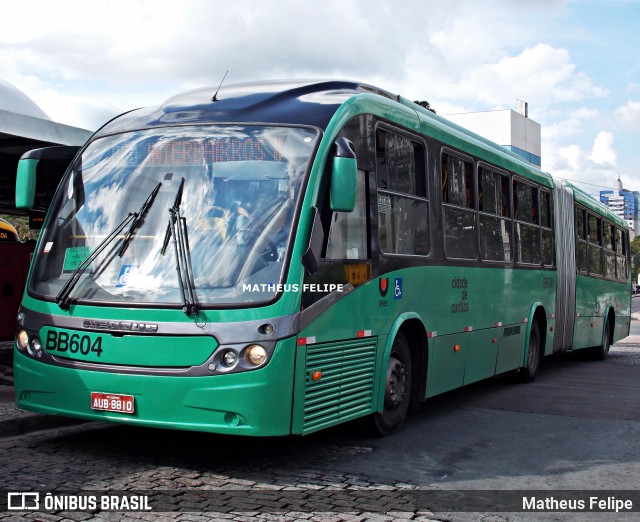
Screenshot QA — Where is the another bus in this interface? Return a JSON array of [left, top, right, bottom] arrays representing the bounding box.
[[0, 217, 19, 242], [13, 80, 631, 436]]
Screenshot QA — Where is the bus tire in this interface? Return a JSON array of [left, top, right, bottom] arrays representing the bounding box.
[[372, 331, 412, 436], [594, 318, 612, 361], [519, 320, 541, 383]]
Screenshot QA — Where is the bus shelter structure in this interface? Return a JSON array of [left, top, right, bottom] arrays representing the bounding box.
[[0, 79, 91, 339]]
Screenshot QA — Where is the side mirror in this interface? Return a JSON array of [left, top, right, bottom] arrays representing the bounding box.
[[330, 137, 357, 213], [16, 146, 80, 210]]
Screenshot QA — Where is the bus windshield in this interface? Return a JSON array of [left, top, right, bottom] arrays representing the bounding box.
[[29, 125, 319, 308]]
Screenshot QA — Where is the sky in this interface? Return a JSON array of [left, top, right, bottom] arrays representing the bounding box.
[[0, 0, 639, 197]]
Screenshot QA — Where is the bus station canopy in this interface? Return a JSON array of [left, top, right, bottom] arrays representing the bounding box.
[[0, 79, 91, 215]]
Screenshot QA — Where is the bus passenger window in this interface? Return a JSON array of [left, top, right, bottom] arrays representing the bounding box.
[[442, 153, 476, 259], [575, 206, 588, 273], [478, 167, 511, 263], [616, 228, 629, 280], [540, 190, 554, 267], [603, 222, 616, 280], [377, 129, 429, 256], [588, 214, 603, 276], [513, 180, 540, 265]]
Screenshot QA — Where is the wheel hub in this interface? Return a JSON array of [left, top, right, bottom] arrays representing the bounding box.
[[384, 357, 407, 409]]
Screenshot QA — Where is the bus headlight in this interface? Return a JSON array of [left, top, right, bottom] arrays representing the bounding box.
[[17, 330, 29, 352], [244, 344, 267, 366], [222, 350, 238, 367], [28, 337, 43, 358]]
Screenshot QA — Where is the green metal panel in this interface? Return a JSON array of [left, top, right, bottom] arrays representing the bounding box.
[[293, 338, 377, 435], [573, 274, 631, 350], [495, 324, 524, 374], [428, 332, 468, 396], [463, 328, 499, 385]]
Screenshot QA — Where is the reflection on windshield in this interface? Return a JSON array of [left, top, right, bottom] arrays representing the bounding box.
[[30, 125, 318, 307]]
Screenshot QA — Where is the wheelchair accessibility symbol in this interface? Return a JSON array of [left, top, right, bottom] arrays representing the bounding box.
[[394, 278, 403, 299], [116, 265, 139, 288]]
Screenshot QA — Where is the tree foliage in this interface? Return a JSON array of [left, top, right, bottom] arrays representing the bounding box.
[[0, 214, 38, 241], [414, 100, 436, 114]]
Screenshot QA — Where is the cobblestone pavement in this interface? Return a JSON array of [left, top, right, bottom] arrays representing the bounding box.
[[0, 421, 445, 521]]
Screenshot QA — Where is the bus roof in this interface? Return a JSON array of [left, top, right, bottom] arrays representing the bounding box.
[[94, 80, 398, 137], [564, 180, 629, 228], [93, 80, 615, 217]]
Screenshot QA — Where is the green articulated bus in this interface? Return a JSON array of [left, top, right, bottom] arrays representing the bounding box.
[[13, 80, 631, 436]]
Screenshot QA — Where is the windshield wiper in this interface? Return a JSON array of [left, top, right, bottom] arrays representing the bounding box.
[[160, 177, 198, 316], [56, 182, 164, 310], [118, 181, 162, 257]]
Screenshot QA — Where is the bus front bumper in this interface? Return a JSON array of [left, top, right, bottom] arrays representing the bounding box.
[[13, 339, 296, 437]]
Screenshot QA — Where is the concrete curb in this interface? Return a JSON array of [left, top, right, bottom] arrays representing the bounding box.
[[0, 410, 85, 438]]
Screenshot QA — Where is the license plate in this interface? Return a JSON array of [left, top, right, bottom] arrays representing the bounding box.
[[90, 392, 135, 414]]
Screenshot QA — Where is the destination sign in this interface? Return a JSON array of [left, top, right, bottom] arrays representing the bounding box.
[[145, 135, 285, 165]]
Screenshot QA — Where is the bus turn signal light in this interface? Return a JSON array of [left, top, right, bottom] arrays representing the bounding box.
[[312, 371, 322, 381]]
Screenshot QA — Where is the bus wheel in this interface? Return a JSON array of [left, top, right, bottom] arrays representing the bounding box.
[[372, 332, 412, 436], [519, 321, 541, 383], [594, 319, 612, 360]]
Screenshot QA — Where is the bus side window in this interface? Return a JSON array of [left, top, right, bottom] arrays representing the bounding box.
[[442, 152, 476, 259], [616, 227, 628, 281], [513, 179, 540, 265], [478, 166, 512, 263], [326, 169, 368, 261], [377, 129, 429, 257], [540, 190, 554, 267], [588, 214, 603, 276], [603, 222, 616, 280], [575, 206, 588, 273], [302, 116, 375, 307]]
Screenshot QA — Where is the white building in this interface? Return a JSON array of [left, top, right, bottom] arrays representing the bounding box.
[[443, 101, 541, 167]]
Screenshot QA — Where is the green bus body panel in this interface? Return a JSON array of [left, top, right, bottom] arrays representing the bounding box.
[[463, 328, 499, 386], [573, 275, 631, 349], [293, 264, 557, 421], [40, 326, 218, 367], [429, 332, 468, 395], [14, 337, 296, 436], [15, 158, 38, 209]]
